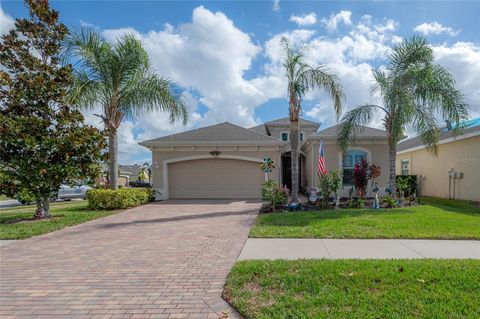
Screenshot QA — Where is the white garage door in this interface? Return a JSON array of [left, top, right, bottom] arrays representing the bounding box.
[[168, 158, 264, 199]]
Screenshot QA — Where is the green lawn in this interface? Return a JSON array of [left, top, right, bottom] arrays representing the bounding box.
[[0, 201, 116, 240], [224, 259, 480, 319], [250, 197, 480, 239]]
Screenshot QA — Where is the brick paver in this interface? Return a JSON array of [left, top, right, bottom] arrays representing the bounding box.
[[0, 199, 261, 318]]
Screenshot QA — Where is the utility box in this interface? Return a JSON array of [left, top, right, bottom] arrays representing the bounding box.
[[454, 172, 463, 179]]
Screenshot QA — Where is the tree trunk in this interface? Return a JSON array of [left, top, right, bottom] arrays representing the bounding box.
[[389, 144, 397, 197], [290, 118, 300, 203], [36, 197, 50, 218], [109, 131, 119, 190]]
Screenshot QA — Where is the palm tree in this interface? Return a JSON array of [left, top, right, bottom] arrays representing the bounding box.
[[67, 29, 187, 189], [138, 162, 151, 182], [281, 38, 344, 203], [338, 36, 468, 196]]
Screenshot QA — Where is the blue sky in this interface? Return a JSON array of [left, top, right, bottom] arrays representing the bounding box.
[[1, 1, 479, 164]]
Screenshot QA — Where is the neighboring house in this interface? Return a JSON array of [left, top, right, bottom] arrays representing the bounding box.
[[397, 118, 480, 201], [140, 117, 390, 200], [119, 164, 142, 182]]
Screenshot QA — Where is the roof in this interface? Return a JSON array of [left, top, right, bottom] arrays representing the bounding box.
[[397, 117, 480, 152], [119, 164, 141, 176], [264, 117, 320, 128], [248, 124, 267, 134], [140, 122, 286, 146], [310, 123, 388, 140]]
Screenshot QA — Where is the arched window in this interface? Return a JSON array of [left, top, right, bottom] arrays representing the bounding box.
[[342, 150, 367, 185]]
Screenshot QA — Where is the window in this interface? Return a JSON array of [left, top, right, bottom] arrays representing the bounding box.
[[300, 132, 304, 142], [342, 150, 367, 185], [401, 159, 410, 175], [281, 132, 289, 141]]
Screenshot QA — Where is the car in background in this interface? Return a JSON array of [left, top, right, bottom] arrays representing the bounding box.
[[128, 180, 151, 188], [57, 184, 92, 200]]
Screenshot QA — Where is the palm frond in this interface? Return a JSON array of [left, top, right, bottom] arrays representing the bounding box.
[[300, 65, 345, 118], [120, 73, 188, 125], [337, 104, 381, 151]]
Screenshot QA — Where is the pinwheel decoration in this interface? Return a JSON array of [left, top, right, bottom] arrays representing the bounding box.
[[260, 157, 275, 174]]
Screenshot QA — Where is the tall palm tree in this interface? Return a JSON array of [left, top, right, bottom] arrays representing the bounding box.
[[67, 29, 187, 189], [281, 38, 344, 203], [338, 36, 468, 196]]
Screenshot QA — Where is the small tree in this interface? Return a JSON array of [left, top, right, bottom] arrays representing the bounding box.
[[318, 169, 343, 207], [0, 0, 106, 217]]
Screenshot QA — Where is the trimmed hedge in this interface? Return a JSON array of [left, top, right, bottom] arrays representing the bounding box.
[[87, 188, 153, 210]]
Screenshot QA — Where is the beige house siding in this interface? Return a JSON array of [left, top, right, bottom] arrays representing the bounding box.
[[396, 135, 480, 201], [168, 158, 264, 199], [305, 141, 390, 196], [151, 147, 282, 200]]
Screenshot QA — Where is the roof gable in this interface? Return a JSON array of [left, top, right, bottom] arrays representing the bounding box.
[[264, 117, 320, 127], [311, 123, 388, 140], [140, 122, 286, 146]]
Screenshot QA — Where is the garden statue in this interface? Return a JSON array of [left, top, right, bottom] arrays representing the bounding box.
[[373, 194, 380, 209]]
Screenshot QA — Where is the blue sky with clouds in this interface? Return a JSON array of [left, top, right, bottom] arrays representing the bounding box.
[[1, 0, 479, 164]]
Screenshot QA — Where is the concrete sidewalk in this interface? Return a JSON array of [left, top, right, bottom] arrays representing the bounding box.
[[239, 238, 480, 260]]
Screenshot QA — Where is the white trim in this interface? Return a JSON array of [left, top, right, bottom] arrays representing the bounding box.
[[397, 130, 480, 155], [280, 131, 289, 141], [161, 154, 264, 200]]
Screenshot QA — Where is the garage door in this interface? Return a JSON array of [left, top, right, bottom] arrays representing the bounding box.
[[168, 158, 264, 199]]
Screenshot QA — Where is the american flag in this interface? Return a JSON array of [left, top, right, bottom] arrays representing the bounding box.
[[317, 140, 327, 176]]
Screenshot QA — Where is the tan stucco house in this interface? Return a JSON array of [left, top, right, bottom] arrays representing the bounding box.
[[397, 119, 480, 201], [140, 117, 390, 200]]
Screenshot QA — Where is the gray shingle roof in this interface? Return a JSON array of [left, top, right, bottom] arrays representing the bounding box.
[[264, 117, 320, 127], [397, 125, 480, 151], [311, 123, 388, 139], [140, 122, 286, 146], [248, 124, 267, 134]]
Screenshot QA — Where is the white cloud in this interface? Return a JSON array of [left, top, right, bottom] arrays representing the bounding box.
[[433, 42, 480, 118], [0, 6, 15, 35], [272, 0, 280, 12], [289, 13, 317, 26], [321, 10, 353, 32], [77, 7, 478, 163], [413, 22, 460, 36]]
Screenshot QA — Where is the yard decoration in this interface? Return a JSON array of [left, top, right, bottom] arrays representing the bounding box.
[[260, 157, 275, 180]]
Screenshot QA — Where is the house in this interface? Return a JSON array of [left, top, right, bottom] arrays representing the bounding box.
[[397, 118, 480, 201], [140, 117, 390, 200]]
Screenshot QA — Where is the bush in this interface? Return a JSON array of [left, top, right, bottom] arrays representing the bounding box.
[[87, 187, 153, 210], [383, 195, 397, 208], [396, 175, 417, 198], [318, 169, 343, 205], [261, 180, 287, 211]]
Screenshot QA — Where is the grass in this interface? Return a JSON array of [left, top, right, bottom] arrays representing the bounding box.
[[224, 259, 480, 319], [0, 201, 116, 240], [250, 197, 480, 239], [0, 194, 11, 200]]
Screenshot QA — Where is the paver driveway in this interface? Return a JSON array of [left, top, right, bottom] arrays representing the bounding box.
[[0, 200, 261, 319]]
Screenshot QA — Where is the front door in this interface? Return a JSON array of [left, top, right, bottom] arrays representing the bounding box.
[[282, 154, 302, 191]]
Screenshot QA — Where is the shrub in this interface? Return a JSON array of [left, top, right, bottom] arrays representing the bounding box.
[[87, 188, 153, 210], [383, 195, 397, 208], [396, 175, 417, 198], [318, 169, 343, 205], [261, 180, 287, 211], [354, 159, 382, 198]]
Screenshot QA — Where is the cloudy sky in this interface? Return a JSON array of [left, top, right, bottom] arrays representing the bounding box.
[[1, 1, 479, 164]]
